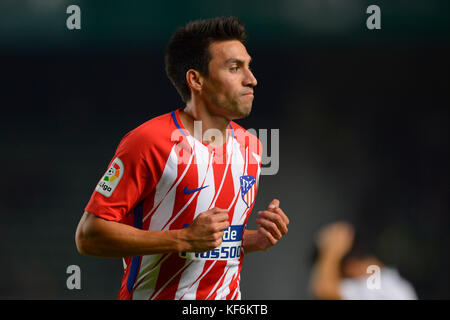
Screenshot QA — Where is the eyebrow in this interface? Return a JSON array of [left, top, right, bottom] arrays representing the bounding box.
[[224, 57, 252, 66]]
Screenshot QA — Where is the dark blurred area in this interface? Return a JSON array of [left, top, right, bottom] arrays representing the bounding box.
[[0, 0, 448, 299]]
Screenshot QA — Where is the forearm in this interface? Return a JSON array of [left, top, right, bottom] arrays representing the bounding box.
[[310, 253, 343, 300], [75, 212, 187, 258]]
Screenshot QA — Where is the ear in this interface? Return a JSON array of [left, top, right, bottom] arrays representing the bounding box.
[[186, 69, 203, 94]]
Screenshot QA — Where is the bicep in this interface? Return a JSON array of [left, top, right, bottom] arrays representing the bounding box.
[[76, 211, 134, 257], [76, 211, 113, 247], [77, 211, 122, 237]]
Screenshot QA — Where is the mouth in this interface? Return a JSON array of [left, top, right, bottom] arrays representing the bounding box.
[[241, 91, 254, 97]]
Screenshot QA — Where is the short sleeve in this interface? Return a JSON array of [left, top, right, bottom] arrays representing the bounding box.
[[85, 131, 155, 221]]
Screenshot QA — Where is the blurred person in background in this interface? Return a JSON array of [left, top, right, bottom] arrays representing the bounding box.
[[309, 221, 417, 300]]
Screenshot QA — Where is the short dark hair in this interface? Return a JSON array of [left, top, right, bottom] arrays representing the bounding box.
[[165, 16, 248, 103]]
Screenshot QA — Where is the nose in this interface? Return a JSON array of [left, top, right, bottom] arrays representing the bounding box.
[[243, 67, 257, 88]]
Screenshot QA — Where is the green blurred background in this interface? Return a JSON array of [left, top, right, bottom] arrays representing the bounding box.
[[1, 0, 449, 51]]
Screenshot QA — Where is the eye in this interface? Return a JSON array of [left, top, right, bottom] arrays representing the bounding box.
[[229, 66, 240, 72]]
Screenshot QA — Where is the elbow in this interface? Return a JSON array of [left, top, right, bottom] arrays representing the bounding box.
[[75, 214, 97, 256], [75, 223, 90, 256]]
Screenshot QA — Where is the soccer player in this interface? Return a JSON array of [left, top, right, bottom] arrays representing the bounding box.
[[309, 222, 417, 300], [75, 16, 289, 300]]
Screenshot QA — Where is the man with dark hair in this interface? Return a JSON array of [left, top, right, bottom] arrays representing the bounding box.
[[75, 16, 289, 300], [309, 222, 417, 300], [165, 16, 248, 104]]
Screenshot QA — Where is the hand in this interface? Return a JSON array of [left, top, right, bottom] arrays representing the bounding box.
[[254, 199, 290, 250], [316, 221, 354, 259], [180, 207, 229, 252]]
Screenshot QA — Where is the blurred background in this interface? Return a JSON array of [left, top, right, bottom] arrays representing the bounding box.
[[0, 0, 448, 299]]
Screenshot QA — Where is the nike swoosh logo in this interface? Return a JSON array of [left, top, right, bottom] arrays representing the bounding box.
[[183, 185, 209, 195]]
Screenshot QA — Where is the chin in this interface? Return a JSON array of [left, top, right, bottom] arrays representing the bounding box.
[[234, 103, 253, 118], [216, 101, 253, 121], [242, 104, 253, 117], [230, 108, 251, 120]]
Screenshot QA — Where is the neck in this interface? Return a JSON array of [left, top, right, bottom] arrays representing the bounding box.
[[180, 99, 230, 147]]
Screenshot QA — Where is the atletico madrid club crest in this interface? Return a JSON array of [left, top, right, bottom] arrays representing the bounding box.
[[240, 175, 256, 208]]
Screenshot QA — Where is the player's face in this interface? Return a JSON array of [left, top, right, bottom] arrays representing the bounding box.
[[201, 40, 257, 120]]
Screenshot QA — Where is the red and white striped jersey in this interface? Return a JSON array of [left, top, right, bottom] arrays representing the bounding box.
[[85, 108, 262, 300]]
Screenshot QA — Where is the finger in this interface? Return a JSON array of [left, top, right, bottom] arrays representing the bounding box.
[[258, 210, 288, 235], [273, 207, 289, 226], [267, 200, 290, 226], [211, 212, 230, 223], [208, 236, 223, 250], [268, 199, 280, 210], [204, 208, 228, 222], [215, 220, 230, 232], [213, 231, 225, 241], [258, 210, 287, 234], [210, 207, 229, 219], [259, 226, 277, 246], [210, 207, 229, 215], [256, 217, 282, 240]]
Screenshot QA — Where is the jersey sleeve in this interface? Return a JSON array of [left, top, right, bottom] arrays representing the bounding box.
[[84, 130, 157, 222]]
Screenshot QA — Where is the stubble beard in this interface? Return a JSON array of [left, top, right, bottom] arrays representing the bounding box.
[[210, 94, 253, 120]]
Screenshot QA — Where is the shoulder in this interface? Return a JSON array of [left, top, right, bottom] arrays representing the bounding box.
[[119, 112, 176, 147], [116, 111, 178, 158], [126, 112, 175, 141], [380, 267, 418, 300]]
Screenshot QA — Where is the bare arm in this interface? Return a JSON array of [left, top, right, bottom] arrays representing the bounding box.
[[310, 252, 343, 300], [310, 222, 354, 300], [75, 208, 229, 258]]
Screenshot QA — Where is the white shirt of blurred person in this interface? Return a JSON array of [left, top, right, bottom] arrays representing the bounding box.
[[310, 222, 417, 300]]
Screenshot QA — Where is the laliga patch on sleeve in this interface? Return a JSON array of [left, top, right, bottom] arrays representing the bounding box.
[[96, 157, 124, 197]]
